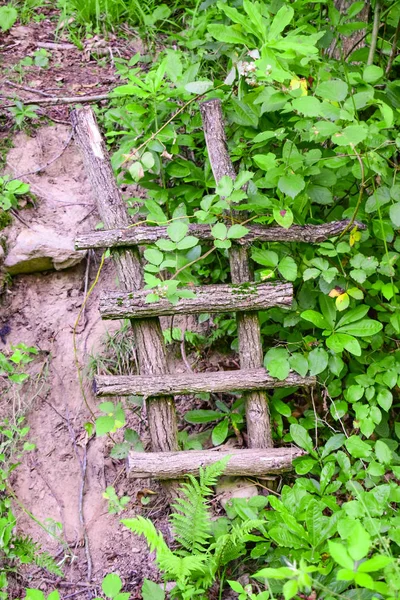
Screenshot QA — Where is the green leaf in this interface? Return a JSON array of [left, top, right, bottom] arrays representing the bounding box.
[[283, 579, 298, 600], [358, 555, 393, 572], [144, 248, 163, 266], [336, 305, 369, 327], [176, 236, 199, 250], [308, 185, 333, 205], [321, 434, 346, 459], [0, 5, 18, 31], [25, 591, 45, 600], [269, 4, 294, 39], [211, 222, 228, 240], [208, 24, 249, 44], [332, 125, 368, 146], [184, 410, 224, 423], [348, 522, 371, 561], [251, 248, 279, 267], [95, 416, 115, 437], [184, 81, 213, 94], [267, 358, 290, 380], [292, 96, 321, 117], [301, 310, 330, 329], [308, 348, 328, 376], [315, 79, 348, 102], [227, 224, 249, 239], [389, 203, 400, 227], [289, 353, 309, 377], [167, 221, 188, 243], [337, 319, 383, 337], [375, 439, 392, 464], [102, 574, 122, 599], [377, 389, 393, 411], [278, 174, 305, 198], [365, 186, 391, 213], [142, 580, 165, 600], [328, 541, 354, 569], [278, 256, 297, 281], [345, 435, 372, 458], [290, 424, 314, 453], [326, 333, 361, 355], [212, 419, 229, 446], [363, 65, 383, 83], [216, 176, 234, 197], [253, 153, 277, 170], [273, 207, 294, 228]]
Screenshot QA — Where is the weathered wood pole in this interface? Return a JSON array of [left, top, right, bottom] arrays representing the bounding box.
[[71, 107, 179, 454], [200, 99, 274, 448]]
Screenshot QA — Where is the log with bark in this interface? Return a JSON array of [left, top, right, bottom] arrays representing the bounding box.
[[127, 447, 305, 478], [95, 368, 316, 397], [75, 219, 365, 250], [71, 107, 179, 454], [99, 282, 293, 319]]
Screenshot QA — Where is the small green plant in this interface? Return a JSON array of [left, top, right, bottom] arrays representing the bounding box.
[[103, 486, 130, 514], [0, 177, 30, 212], [8, 101, 39, 129], [0, 343, 38, 385], [0, 5, 18, 32]]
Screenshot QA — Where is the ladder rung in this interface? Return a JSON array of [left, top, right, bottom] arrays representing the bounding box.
[[95, 368, 316, 397], [128, 447, 304, 479], [75, 220, 365, 250], [100, 282, 292, 319]]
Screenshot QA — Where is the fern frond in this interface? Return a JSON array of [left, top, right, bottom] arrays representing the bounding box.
[[212, 519, 264, 568], [199, 456, 231, 490], [122, 516, 171, 557], [170, 457, 230, 553], [158, 553, 207, 582], [12, 536, 62, 576]]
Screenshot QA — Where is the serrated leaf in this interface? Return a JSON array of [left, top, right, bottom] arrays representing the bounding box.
[[278, 174, 305, 198], [278, 256, 297, 281], [184, 81, 213, 94], [315, 79, 348, 102], [273, 207, 293, 228]]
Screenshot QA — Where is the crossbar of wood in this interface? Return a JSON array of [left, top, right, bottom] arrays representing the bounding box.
[[75, 219, 364, 250], [128, 447, 305, 478], [99, 282, 292, 319], [94, 368, 316, 397]]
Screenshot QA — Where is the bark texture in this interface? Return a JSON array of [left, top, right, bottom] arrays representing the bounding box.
[[200, 99, 272, 448], [71, 107, 178, 453], [95, 368, 316, 397], [75, 220, 363, 250], [99, 282, 293, 320], [128, 447, 305, 478]]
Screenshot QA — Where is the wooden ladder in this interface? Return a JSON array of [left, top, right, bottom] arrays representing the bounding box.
[[72, 102, 357, 482]]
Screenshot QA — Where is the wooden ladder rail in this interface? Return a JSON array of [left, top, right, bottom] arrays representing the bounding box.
[[71, 107, 179, 457]]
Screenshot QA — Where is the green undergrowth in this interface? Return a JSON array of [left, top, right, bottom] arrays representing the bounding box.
[[89, 0, 400, 598]]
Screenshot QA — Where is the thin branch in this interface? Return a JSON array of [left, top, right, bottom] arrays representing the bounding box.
[[1, 93, 111, 108], [5, 80, 53, 97], [386, 19, 400, 75], [367, 1, 381, 65]]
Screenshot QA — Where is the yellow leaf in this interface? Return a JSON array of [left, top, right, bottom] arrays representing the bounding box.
[[290, 77, 308, 96], [329, 288, 342, 298], [336, 292, 350, 311], [350, 226, 361, 247]]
